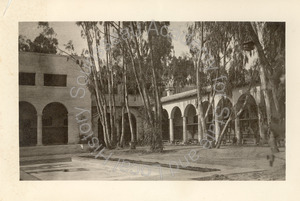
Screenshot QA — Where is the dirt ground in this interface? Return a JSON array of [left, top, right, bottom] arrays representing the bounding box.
[[195, 165, 285, 180], [96, 145, 286, 180]]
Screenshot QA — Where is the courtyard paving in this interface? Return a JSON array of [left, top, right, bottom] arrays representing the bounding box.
[[20, 145, 285, 180]]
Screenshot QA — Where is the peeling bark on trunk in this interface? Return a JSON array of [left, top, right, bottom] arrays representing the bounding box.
[[149, 31, 163, 151], [104, 23, 115, 146], [196, 22, 207, 143], [247, 22, 279, 153], [124, 62, 136, 149], [120, 106, 125, 147], [82, 22, 112, 148]]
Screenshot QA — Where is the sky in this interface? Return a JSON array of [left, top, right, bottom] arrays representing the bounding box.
[[19, 21, 256, 70], [19, 21, 191, 57], [169, 22, 192, 57]]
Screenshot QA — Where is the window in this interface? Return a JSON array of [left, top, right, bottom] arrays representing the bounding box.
[[44, 74, 67, 86], [19, 73, 35, 85]]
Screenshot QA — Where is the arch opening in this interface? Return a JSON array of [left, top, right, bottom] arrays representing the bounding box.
[[171, 107, 183, 141], [116, 113, 137, 146], [184, 104, 198, 141], [19, 101, 37, 147], [97, 113, 111, 147], [162, 109, 169, 141], [42, 102, 68, 145], [203, 101, 213, 135], [123, 113, 136, 145], [216, 97, 235, 143], [237, 94, 259, 143]]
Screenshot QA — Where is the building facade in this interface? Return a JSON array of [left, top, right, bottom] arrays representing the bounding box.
[[19, 52, 144, 149], [19, 52, 92, 147], [90, 90, 145, 146], [161, 85, 267, 145], [19, 52, 272, 150]]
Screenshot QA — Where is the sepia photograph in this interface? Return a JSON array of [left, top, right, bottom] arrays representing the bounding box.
[[18, 21, 286, 181]]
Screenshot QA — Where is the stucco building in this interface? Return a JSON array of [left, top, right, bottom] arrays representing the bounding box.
[[161, 85, 267, 145], [19, 52, 272, 156], [19, 52, 92, 147], [19, 52, 144, 153]]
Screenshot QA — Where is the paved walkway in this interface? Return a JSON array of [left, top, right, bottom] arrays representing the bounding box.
[[20, 145, 285, 180]]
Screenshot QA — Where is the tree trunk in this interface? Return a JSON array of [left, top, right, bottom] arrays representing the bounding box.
[[92, 24, 111, 148], [196, 69, 207, 141], [215, 117, 233, 148], [247, 22, 279, 153], [195, 22, 207, 143], [81, 23, 111, 148], [124, 63, 136, 149], [148, 29, 163, 151], [258, 104, 267, 144], [130, 22, 154, 126], [104, 23, 115, 146], [120, 106, 125, 147]]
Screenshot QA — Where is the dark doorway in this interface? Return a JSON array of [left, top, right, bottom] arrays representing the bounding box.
[[162, 109, 169, 141], [203, 101, 213, 136], [97, 113, 111, 147], [123, 113, 136, 145], [185, 104, 198, 141], [42, 102, 68, 145], [19, 101, 37, 147], [216, 97, 235, 143], [172, 107, 183, 141], [238, 94, 259, 142]]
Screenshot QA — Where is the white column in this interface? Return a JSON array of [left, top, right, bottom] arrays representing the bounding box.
[[183, 116, 187, 143], [214, 115, 220, 141], [169, 118, 174, 143], [197, 113, 203, 142], [37, 113, 42, 146], [235, 117, 241, 144]]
